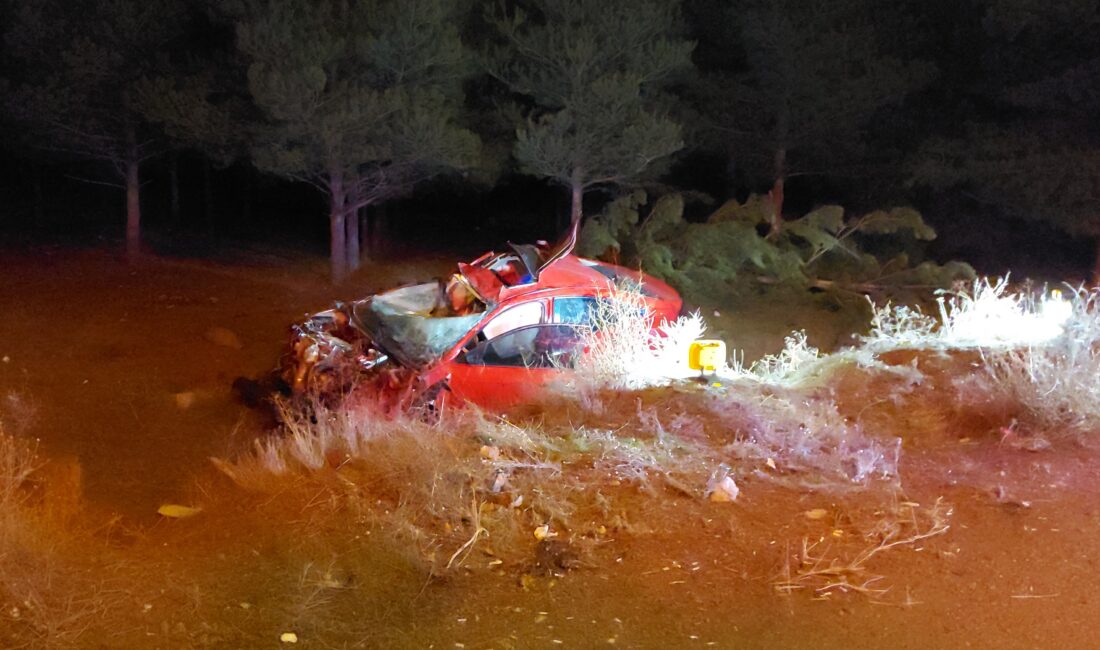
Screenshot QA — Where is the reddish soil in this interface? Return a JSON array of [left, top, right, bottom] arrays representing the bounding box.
[[1, 247, 1099, 649], [0, 248, 450, 515]]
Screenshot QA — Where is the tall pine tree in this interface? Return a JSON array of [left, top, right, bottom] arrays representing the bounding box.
[[689, 0, 935, 236], [235, 0, 479, 281], [3, 0, 186, 255], [487, 0, 694, 229], [909, 0, 1100, 277]]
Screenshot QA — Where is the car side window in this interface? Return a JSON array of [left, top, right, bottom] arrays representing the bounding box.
[[552, 297, 598, 327], [461, 324, 585, 369], [481, 301, 544, 340]]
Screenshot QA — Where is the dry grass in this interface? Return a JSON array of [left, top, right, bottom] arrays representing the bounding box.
[[214, 373, 905, 578], [0, 418, 125, 648], [865, 279, 1100, 440], [210, 274, 1100, 603]]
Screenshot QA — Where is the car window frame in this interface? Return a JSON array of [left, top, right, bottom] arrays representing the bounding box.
[[479, 300, 546, 341], [458, 322, 586, 369]]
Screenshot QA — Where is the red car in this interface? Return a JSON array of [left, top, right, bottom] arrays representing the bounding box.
[[282, 230, 682, 411]]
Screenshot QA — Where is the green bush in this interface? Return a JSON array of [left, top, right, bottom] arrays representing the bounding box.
[[578, 191, 975, 304]]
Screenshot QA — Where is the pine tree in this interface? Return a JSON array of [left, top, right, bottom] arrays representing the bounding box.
[[487, 0, 694, 228], [134, 6, 257, 231], [909, 0, 1100, 276], [690, 0, 935, 236], [235, 0, 479, 281], [3, 0, 186, 256]]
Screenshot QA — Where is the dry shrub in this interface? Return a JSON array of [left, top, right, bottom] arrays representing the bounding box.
[[215, 370, 905, 576], [977, 289, 1100, 439], [864, 277, 1073, 351], [569, 281, 706, 390], [774, 497, 952, 600], [0, 419, 117, 648], [865, 279, 1100, 440], [705, 385, 900, 489]]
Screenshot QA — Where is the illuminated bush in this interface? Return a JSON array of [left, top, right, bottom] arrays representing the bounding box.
[[979, 288, 1100, 437], [865, 278, 1100, 438], [865, 277, 1074, 350], [566, 281, 706, 390]]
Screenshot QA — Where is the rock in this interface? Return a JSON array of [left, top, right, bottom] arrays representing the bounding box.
[[204, 326, 243, 350], [533, 525, 554, 541], [708, 475, 739, 502]]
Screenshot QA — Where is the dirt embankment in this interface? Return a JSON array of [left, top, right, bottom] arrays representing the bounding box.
[[1, 247, 1099, 649]]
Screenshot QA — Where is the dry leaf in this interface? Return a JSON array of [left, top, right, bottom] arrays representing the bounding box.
[[157, 504, 202, 519]]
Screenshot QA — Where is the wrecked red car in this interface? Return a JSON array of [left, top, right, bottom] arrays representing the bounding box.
[[281, 229, 682, 411]]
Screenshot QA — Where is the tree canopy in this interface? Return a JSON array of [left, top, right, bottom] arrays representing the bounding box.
[[235, 0, 480, 280], [909, 0, 1100, 252], [3, 0, 187, 254], [0, 0, 1096, 283], [487, 0, 694, 227], [689, 0, 936, 234]]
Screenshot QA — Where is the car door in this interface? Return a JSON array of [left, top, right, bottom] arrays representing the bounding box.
[[446, 323, 586, 410]]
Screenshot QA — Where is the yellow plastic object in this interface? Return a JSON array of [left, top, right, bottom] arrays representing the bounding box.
[[688, 339, 726, 373]]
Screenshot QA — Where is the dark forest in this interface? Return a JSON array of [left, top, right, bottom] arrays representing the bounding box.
[[1, 0, 1097, 280]]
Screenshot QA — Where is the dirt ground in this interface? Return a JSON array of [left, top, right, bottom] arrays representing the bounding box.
[[1, 247, 1099, 649]]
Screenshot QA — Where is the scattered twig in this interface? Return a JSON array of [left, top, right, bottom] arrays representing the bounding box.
[[446, 498, 488, 569]]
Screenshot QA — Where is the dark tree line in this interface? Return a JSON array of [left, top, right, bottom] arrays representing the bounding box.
[[1, 0, 1097, 280]]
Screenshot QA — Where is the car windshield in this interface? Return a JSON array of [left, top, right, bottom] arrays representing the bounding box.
[[352, 282, 487, 366]]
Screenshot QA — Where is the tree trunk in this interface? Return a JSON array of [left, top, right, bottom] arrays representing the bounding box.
[[125, 156, 141, 257], [1093, 237, 1100, 286], [766, 147, 786, 240], [569, 168, 584, 226], [329, 171, 348, 283], [203, 159, 215, 232], [169, 152, 180, 225], [346, 211, 360, 271], [558, 170, 583, 253], [346, 180, 361, 272], [767, 102, 789, 241], [32, 161, 44, 223]]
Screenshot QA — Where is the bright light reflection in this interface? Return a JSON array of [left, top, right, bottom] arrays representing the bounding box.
[[939, 283, 1074, 348]]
